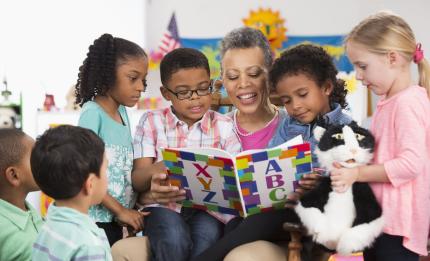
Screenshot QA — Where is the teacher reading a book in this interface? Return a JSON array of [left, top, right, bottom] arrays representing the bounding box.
[[193, 27, 319, 261]]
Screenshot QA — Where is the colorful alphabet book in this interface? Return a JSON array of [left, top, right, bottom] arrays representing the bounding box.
[[162, 135, 312, 217]]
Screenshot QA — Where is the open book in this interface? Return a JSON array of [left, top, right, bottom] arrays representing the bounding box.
[[161, 135, 312, 217]]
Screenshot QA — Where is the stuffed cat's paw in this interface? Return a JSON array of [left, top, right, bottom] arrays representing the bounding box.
[[336, 234, 360, 255], [336, 226, 368, 255], [295, 203, 325, 235], [314, 230, 338, 251], [336, 217, 384, 255]]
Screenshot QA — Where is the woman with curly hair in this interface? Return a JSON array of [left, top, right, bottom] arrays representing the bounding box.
[[75, 33, 149, 246]]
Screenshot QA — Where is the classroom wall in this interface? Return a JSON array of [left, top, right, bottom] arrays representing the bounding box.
[[146, 0, 429, 47], [146, 0, 361, 43], [0, 0, 147, 138], [1, 0, 428, 138]]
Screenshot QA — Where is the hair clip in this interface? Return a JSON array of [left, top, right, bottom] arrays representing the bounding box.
[[413, 43, 424, 64]]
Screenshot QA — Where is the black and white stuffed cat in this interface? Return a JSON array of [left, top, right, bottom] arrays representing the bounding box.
[[295, 122, 384, 255]]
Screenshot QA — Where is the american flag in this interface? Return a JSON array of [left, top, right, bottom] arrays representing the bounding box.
[[158, 13, 181, 55]]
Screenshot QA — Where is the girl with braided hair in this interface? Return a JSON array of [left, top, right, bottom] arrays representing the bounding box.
[[75, 33, 149, 246]]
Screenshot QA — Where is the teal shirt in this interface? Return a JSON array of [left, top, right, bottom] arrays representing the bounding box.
[[78, 101, 135, 222], [0, 199, 43, 261], [32, 204, 112, 261]]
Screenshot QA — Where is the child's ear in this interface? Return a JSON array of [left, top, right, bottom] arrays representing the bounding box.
[[4, 167, 21, 187], [83, 173, 96, 196], [313, 126, 326, 142], [160, 86, 172, 101], [387, 51, 398, 66], [323, 80, 333, 96]]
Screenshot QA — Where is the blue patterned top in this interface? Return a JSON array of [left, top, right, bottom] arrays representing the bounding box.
[[78, 101, 135, 222]]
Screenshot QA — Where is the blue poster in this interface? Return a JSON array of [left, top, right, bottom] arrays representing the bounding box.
[[180, 35, 353, 75]]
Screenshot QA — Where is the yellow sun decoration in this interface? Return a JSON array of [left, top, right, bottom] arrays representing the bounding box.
[[243, 8, 287, 50]]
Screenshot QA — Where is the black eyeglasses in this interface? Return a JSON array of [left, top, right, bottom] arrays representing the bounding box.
[[164, 81, 213, 100]]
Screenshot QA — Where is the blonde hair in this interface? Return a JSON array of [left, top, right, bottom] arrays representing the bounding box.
[[346, 11, 430, 97]]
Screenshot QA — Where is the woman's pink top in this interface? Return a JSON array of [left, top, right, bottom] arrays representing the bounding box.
[[236, 114, 279, 151], [370, 85, 430, 255]]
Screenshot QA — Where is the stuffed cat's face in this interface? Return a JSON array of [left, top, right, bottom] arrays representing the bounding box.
[[314, 122, 375, 171]]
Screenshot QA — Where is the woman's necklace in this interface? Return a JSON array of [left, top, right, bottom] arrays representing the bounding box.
[[233, 107, 278, 137]]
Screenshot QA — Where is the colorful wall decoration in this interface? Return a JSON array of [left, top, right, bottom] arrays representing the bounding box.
[[181, 35, 353, 78], [148, 8, 353, 76], [243, 8, 287, 51], [148, 13, 181, 70], [147, 8, 366, 122]]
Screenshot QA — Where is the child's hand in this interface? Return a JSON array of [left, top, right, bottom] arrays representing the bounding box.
[[299, 173, 322, 190], [150, 173, 186, 204], [285, 191, 301, 209], [137, 190, 154, 205], [330, 162, 359, 193], [285, 173, 322, 208], [116, 208, 149, 233]]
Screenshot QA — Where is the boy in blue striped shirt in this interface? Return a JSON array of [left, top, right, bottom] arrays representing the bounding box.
[[31, 125, 112, 261]]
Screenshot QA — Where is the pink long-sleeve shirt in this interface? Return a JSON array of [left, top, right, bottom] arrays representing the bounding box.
[[370, 85, 430, 255]]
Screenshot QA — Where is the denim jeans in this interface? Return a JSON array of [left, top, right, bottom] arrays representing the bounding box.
[[144, 207, 224, 261]]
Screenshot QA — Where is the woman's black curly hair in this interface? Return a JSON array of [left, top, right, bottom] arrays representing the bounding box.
[[269, 44, 348, 109], [75, 33, 147, 107]]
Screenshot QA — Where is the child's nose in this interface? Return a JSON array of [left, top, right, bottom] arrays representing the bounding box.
[[355, 71, 364, 81], [190, 90, 200, 99], [137, 82, 145, 92], [292, 100, 301, 109]]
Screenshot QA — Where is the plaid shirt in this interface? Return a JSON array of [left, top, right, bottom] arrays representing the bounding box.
[[133, 107, 241, 222]]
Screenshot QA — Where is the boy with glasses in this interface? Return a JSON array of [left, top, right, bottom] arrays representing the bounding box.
[[131, 48, 241, 261]]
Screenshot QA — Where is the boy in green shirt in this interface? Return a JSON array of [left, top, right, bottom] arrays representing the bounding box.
[[0, 129, 43, 261]]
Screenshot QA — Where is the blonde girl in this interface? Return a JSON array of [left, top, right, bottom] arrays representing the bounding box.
[[333, 11, 430, 260]]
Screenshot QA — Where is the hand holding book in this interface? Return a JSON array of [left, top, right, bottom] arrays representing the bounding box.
[[162, 135, 313, 217], [149, 172, 186, 205]]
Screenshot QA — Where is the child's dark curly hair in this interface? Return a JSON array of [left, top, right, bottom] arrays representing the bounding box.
[[75, 33, 147, 107], [269, 44, 348, 109]]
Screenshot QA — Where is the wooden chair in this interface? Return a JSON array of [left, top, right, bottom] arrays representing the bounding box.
[[284, 222, 304, 261], [210, 80, 304, 261]]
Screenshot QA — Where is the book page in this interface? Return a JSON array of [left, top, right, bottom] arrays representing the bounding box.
[[161, 135, 310, 218], [234, 136, 312, 217], [168, 147, 234, 159], [162, 148, 245, 217]]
